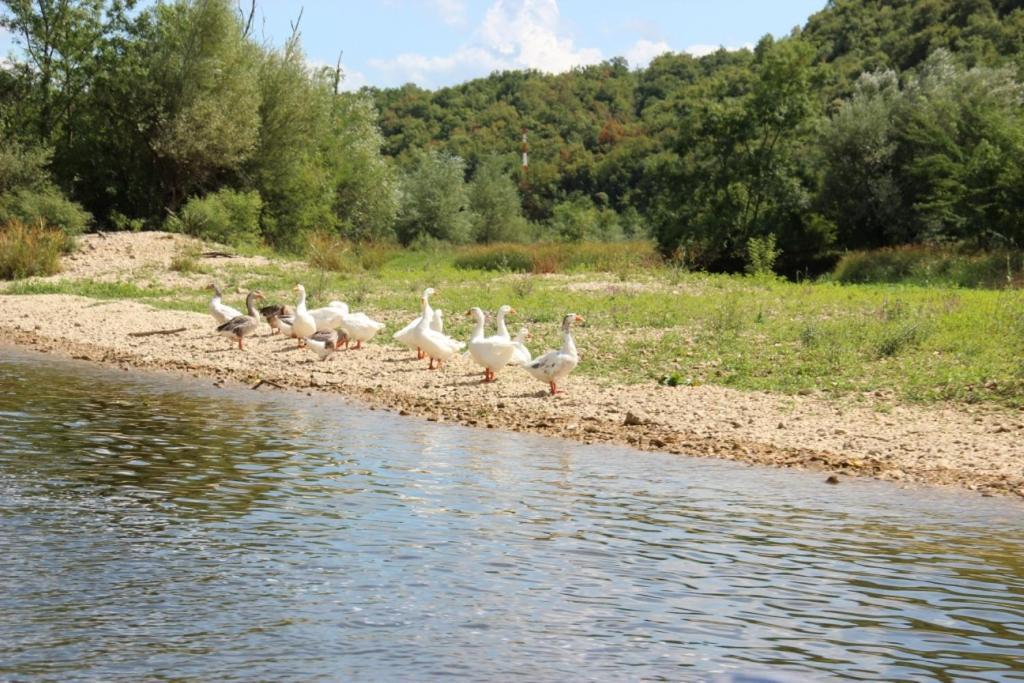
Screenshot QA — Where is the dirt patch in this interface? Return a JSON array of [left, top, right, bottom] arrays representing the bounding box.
[[53, 231, 273, 287], [2, 292, 1022, 500]]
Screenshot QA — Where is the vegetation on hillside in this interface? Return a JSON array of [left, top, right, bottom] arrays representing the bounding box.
[[1, 0, 1023, 279]]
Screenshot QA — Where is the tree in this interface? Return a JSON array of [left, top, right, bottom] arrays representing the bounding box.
[[468, 155, 528, 243], [395, 150, 473, 245]]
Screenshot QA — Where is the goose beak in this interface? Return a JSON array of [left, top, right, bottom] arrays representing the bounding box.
[[464, 309, 472, 316], [510, 308, 518, 315], [574, 314, 585, 323]]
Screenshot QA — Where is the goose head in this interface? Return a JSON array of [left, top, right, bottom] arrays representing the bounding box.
[[423, 287, 436, 299], [561, 313, 584, 330], [464, 307, 486, 323], [498, 304, 516, 317]]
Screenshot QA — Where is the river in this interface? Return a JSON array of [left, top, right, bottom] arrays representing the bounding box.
[[1, 347, 1022, 681]]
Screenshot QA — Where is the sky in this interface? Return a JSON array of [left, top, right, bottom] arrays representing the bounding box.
[[1, 0, 829, 91]]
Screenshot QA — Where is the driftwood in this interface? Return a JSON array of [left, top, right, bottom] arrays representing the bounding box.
[[201, 251, 235, 259], [251, 378, 285, 390], [127, 327, 186, 338]]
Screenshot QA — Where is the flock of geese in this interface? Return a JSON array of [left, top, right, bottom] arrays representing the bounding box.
[[208, 284, 585, 394]]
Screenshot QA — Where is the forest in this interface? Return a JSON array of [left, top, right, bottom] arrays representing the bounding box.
[[2, 0, 1024, 277]]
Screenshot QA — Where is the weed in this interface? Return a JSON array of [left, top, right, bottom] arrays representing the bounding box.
[[169, 245, 206, 274], [0, 220, 67, 280]]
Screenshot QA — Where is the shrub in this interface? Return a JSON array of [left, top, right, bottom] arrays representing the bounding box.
[[167, 189, 263, 246], [0, 220, 67, 280], [452, 241, 661, 274], [0, 187, 90, 238], [832, 245, 1023, 288], [453, 244, 534, 272], [746, 233, 780, 276], [306, 230, 351, 272], [169, 245, 206, 274]]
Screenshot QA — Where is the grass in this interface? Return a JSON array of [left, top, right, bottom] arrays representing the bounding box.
[[0, 220, 68, 280], [4, 237, 1023, 409], [169, 245, 208, 274]]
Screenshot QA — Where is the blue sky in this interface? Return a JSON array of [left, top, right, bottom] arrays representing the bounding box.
[[2, 0, 828, 90]]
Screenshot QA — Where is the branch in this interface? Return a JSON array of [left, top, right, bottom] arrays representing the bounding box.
[[251, 378, 285, 390], [127, 327, 187, 337]]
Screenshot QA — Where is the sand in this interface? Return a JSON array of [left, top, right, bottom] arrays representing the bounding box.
[[1, 233, 1022, 500]]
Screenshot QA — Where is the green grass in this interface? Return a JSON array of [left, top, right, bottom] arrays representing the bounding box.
[[5, 242, 1023, 409]]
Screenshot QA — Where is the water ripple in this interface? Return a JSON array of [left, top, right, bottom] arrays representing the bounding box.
[[0, 348, 1022, 682]]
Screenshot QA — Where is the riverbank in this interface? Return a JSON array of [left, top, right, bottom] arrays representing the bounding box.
[[3, 292, 1022, 499], [1, 231, 1022, 499]]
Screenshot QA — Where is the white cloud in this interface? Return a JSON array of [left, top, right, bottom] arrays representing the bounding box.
[[624, 39, 671, 68], [430, 0, 467, 26], [370, 0, 603, 87]]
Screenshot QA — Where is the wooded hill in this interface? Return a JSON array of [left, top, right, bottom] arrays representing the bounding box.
[[2, 0, 1023, 274]]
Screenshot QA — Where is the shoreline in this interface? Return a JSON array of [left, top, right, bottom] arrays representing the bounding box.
[[3, 293, 1022, 501]]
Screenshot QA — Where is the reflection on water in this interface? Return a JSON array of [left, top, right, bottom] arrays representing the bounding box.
[[1, 348, 1022, 682]]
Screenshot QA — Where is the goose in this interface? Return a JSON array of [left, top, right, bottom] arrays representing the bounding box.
[[259, 303, 293, 335], [394, 287, 439, 359], [522, 313, 584, 394], [290, 284, 317, 347], [466, 307, 519, 382], [306, 329, 342, 361], [215, 290, 265, 350], [495, 304, 516, 341], [327, 301, 385, 349], [208, 283, 242, 325], [413, 293, 465, 369], [307, 302, 345, 333], [509, 326, 532, 366]]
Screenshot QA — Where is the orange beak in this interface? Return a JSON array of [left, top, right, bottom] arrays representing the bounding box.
[[575, 314, 585, 323]]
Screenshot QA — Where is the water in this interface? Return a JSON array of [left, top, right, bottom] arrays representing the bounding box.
[[1, 348, 1022, 682]]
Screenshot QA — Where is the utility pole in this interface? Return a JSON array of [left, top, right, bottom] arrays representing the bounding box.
[[519, 127, 529, 189]]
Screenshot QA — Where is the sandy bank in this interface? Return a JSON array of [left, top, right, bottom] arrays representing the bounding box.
[[2, 293, 1022, 500]]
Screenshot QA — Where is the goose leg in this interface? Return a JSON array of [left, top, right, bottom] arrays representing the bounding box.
[[354, 340, 363, 350], [549, 381, 557, 395], [238, 337, 244, 351], [417, 348, 424, 360]]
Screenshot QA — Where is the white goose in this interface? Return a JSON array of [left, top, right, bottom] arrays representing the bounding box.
[[413, 293, 465, 369], [509, 326, 532, 366], [327, 301, 385, 349], [394, 287, 441, 359], [208, 283, 242, 325], [290, 284, 317, 347], [307, 302, 345, 333], [494, 304, 515, 341], [466, 307, 519, 382], [522, 313, 584, 395]]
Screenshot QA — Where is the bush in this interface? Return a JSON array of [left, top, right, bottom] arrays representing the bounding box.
[[832, 245, 1022, 288], [453, 241, 661, 274], [0, 187, 90, 238], [305, 230, 402, 272], [746, 233, 780, 276], [306, 230, 351, 272], [0, 220, 68, 280], [549, 197, 623, 242], [167, 189, 263, 246]]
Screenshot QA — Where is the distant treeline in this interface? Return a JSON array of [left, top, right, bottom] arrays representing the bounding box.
[[2, 0, 1024, 274]]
